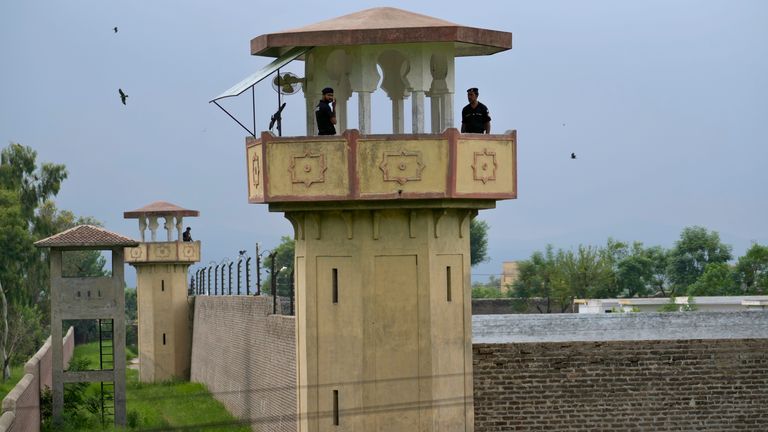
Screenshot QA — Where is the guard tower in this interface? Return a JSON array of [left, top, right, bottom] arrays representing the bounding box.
[[123, 201, 200, 382], [219, 7, 514, 432], [35, 225, 138, 427]]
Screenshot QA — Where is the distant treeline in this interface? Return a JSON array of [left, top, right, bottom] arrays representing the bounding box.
[[472, 226, 767, 312]]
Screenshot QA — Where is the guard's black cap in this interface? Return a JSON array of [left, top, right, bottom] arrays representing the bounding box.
[[467, 87, 479, 95], [322, 87, 334, 94]]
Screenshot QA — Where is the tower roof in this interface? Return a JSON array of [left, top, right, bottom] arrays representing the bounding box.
[[124, 201, 199, 218], [35, 225, 139, 249], [251, 7, 512, 57]]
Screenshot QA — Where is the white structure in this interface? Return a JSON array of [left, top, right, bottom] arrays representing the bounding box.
[[575, 296, 768, 313]]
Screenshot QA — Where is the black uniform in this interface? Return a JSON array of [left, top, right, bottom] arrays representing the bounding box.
[[315, 99, 336, 135], [461, 102, 491, 133]]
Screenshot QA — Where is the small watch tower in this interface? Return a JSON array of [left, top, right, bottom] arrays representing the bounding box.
[[124, 201, 200, 382], [35, 225, 138, 427]]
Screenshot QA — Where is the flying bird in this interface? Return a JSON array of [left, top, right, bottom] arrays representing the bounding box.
[[113, 27, 118, 33], [571, 152, 577, 159], [239, 250, 247, 256], [118, 88, 128, 105]]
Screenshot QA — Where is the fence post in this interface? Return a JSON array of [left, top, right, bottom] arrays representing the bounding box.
[[221, 262, 226, 296], [228, 262, 233, 295], [270, 252, 277, 314], [256, 243, 262, 296], [207, 267, 211, 295], [246, 257, 252, 296], [214, 264, 219, 295], [237, 259, 242, 295], [289, 269, 295, 315]]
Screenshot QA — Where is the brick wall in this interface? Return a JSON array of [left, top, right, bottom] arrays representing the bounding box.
[[0, 327, 74, 432], [190, 296, 296, 432], [473, 339, 768, 431]]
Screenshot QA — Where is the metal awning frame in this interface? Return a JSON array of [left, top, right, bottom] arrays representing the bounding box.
[[210, 46, 312, 137]]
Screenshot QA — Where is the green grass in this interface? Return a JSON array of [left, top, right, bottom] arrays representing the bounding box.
[[51, 342, 249, 431], [0, 364, 28, 401]]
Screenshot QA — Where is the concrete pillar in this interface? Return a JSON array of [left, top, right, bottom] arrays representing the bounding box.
[[164, 216, 173, 242], [149, 217, 158, 242], [430, 94, 442, 133], [391, 97, 405, 134], [411, 90, 425, 133], [139, 216, 147, 242], [50, 252, 63, 424], [442, 92, 454, 131], [306, 95, 317, 136], [175, 216, 183, 241], [358, 91, 372, 134]]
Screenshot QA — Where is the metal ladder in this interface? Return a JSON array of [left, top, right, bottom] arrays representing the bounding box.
[[98, 319, 115, 424]]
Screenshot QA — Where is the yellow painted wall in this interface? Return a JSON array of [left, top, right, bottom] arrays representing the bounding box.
[[134, 264, 192, 382], [289, 207, 474, 432]]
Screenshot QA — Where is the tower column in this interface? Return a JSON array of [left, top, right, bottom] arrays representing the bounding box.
[[289, 207, 475, 432], [124, 202, 201, 382]]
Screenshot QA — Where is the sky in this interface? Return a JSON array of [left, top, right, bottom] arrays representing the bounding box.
[[1, 0, 767, 287]]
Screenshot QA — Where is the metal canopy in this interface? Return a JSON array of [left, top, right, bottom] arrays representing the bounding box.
[[210, 46, 311, 102]]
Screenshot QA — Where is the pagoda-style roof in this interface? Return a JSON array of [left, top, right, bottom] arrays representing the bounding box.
[[124, 201, 199, 218], [35, 225, 139, 249], [251, 7, 512, 57]]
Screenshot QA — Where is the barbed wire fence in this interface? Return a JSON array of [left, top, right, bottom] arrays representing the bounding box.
[[188, 243, 294, 315]]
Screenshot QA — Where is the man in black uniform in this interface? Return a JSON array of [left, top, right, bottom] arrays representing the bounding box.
[[461, 87, 491, 134], [315, 87, 337, 135]]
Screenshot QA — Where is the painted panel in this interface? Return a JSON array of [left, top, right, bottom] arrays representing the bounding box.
[[373, 255, 419, 431], [246, 142, 264, 202], [358, 139, 448, 196], [455, 137, 516, 195], [266, 139, 349, 198]]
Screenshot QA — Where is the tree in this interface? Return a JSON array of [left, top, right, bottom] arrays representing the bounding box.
[[513, 245, 570, 313], [0, 143, 67, 303], [644, 246, 672, 296], [616, 244, 652, 298], [735, 243, 768, 295], [560, 244, 616, 299], [470, 219, 489, 267], [472, 275, 503, 298], [0, 189, 34, 304], [0, 280, 43, 381], [667, 226, 732, 294], [0, 142, 107, 373], [687, 263, 737, 296], [261, 236, 295, 296]]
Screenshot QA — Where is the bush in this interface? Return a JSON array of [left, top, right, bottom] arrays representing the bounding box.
[[127, 409, 141, 428]]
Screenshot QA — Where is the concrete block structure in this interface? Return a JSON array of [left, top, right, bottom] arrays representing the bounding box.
[[574, 295, 768, 313], [35, 225, 137, 427], [124, 201, 200, 382], [220, 7, 515, 431]]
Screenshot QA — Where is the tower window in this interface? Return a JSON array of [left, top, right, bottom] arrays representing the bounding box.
[[332, 268, 338, 304]]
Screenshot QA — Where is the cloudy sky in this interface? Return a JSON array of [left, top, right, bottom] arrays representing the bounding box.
[[1, 0, 766, 286]]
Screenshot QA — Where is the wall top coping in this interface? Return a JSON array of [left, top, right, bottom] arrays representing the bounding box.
[[472, 311, 768, 343], [1, 374, 34, 411]]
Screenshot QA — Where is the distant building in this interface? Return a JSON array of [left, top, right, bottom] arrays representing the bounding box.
[[500, 261, 520, 294], [575, 296, 768, 313]]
